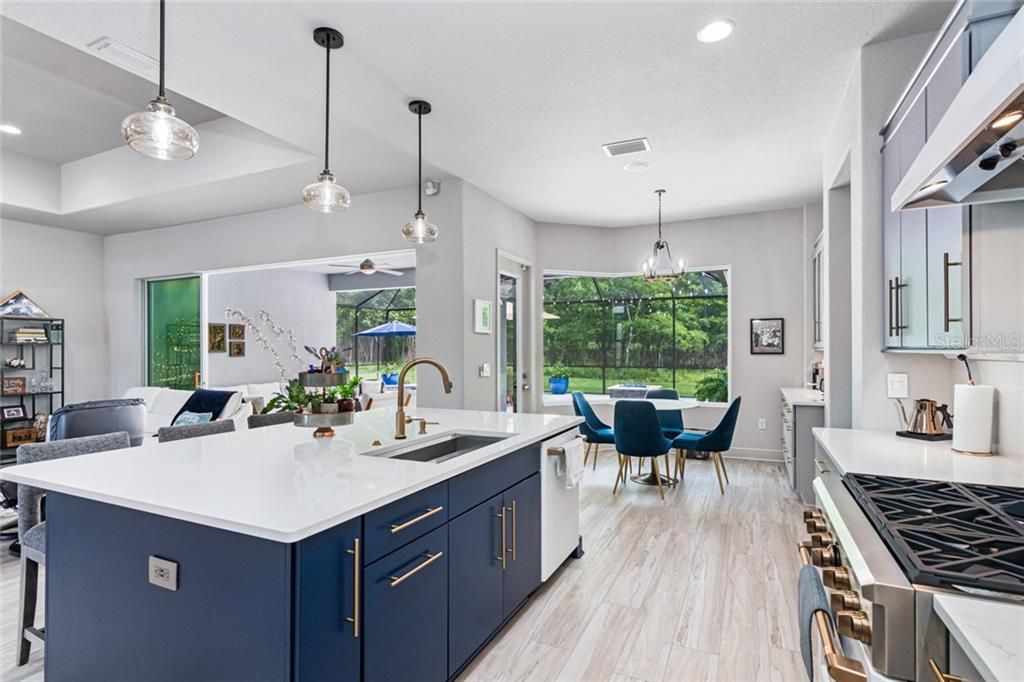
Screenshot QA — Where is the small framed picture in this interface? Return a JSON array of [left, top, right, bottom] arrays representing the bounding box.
[[208, 323, 226, 352], [3, 427, 35, 449], [2, 376, 27, 395], [2, 405, 27, 421], [229, 341, 246, 358], [473, 299, 493, 335], [229, 324, 246, 340], [750, 318, 785, 355]]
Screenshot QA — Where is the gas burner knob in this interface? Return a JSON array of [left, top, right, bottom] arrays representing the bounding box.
[[823, 567, 851, 590], [811, 545, 840, 567], [810, 532, 834, 548], [836, 610, 872, 644], [803, 509, 823, 522], [806, 517, 827, 533], [830, 590, 862, 613]]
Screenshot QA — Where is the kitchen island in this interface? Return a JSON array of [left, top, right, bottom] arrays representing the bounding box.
[[1, 407, 583, 681]]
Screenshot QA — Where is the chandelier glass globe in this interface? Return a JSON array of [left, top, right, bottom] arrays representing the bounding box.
[[122, 98, 199, 160], [402, 210, 438, 243], [303, 171, 352, 212]]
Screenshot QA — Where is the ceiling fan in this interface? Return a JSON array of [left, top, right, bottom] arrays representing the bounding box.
[[329, 258, 404, 276]]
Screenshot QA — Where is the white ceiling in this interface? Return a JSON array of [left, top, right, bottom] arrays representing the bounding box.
[[1, 1, 952, 232]]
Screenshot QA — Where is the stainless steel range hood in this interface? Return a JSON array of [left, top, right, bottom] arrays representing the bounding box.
[[893, 6, 1024, 210]]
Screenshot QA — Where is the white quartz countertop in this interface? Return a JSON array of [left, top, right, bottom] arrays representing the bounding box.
[[933, 594, 1024, 682], [780, 387, 824, 406], [0, 408, 582, 543], [812, 428, 1024, 487]]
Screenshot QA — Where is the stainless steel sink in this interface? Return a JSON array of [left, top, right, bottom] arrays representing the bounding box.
[[369, 433, 509, 463]]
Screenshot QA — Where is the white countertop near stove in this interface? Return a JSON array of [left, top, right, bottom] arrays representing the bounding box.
[[812, 428, 1024, 487], [933, 594, 1024, 682], [0, 408, 582, 543], [781, 387, 824, 407]]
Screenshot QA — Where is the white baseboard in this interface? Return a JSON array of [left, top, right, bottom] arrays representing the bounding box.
[[724, 447, 783, 462]]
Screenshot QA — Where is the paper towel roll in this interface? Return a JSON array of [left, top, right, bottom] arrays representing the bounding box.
[[952, 384, 995, 456]]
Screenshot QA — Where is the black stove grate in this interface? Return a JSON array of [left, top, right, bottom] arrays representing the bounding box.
[[844, 474, 1024, 596]]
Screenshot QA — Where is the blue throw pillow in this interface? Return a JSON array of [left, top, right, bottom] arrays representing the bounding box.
[[171, 389, 236, 426], [173, 411, 213, 426]]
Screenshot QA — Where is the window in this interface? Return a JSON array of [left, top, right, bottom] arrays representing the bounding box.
[[336, 287, 416, 378], [146, 276, 201, 389], [543, 271, 728, 399]]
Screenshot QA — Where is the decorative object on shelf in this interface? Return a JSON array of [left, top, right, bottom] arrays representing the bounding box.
[[224, 308, 303, 381], [302, 26, 350, 212], [207, 323, 226, 352], [229, 341, 245, 358], [120, 0, 199, 160], [8, 327, 47, 344], [303, 345, 348, 373], [32, 412, 47, 442], [2, 377, 27, 396], [2, 405, 27, 421], [228, 324, 246, 340], [473, 299, 493, 334], [546, 362, 570, 395], [641, 189, 683, 281], [750, 317, 784, 355], [4, 357, 26, 368], [3, 427, 34, 449], [402, 100, 438, 243], [0, 290, 49, 318]]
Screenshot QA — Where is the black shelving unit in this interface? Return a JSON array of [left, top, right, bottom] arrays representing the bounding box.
[[1, 316, 65, 464]]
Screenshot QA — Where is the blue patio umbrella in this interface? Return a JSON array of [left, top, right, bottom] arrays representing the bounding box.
[[354, 320, 416, 371]]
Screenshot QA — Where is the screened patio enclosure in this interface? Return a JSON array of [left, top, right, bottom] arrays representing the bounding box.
[[336, 287, 416, 378], [543, 271, 728, 398]]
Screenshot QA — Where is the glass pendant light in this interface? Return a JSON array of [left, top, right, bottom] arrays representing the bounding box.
[[402, 100, 438, 243], [121, 0, 199, 160], [641, 189, 684, 281], [303, 27, 351, 212]]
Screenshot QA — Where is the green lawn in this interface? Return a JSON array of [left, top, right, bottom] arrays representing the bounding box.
[[544, 367, 718, 398]]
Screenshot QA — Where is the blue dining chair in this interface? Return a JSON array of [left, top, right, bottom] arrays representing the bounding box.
[[644, 388, 685, 438], [672, 396, 742, 494], [572, 392, 616, 470], [613, 401, 674, 500]]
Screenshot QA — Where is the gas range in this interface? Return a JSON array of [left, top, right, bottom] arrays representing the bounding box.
[[805, 470, 1024, 681]]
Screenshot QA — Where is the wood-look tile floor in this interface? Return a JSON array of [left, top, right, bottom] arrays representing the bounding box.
[[0, 456, 806, 682]]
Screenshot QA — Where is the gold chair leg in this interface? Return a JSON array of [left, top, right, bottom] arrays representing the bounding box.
[[664, 454, 671, 482], [718, 452, 730, 484], [583, 442, 591, 466], [613, 455, 627, 495], [651, 457, 666, 500], [712, 452, 725, 495], [593, 443, 599, 471]]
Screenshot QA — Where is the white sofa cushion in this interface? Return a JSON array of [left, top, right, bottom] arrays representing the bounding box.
[[122, 386, 164, 413], [123, 387, 248, 436]]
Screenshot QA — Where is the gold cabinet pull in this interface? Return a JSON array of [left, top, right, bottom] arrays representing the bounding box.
[[388, 551, 444, 587], [510, 501, 517, 561], [389, 506, 444, 534], [496, 508, 507, 569], [942, 252, 963, 333], [815, 459, 830, 475], [928, 659, 966, 682], [345, 538, 360, 638], [798, 545, 867, 682]]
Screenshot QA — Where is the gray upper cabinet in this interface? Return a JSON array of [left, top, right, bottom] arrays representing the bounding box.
[[898, 97, 929, 348]]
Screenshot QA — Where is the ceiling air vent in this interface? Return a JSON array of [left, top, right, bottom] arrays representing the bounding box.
[[86, 36, 159, 80], [602, 137, 651, 157]]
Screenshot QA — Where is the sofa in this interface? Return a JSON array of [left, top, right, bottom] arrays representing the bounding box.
[[208, 382, 285, 415], [121, 387, 250, 437]]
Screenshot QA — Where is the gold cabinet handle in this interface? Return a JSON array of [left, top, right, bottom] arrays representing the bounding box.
[[510, 501, 517, 561], [942, 252, 963, 333], [345, 538, 360, 638], [928, 659, 966, 682], [388, 551, 444, 587], [389, 506, 444, 534], [815, 459, 830, 474], [496, 507, 507, 569], [798, 545, 867, 682]]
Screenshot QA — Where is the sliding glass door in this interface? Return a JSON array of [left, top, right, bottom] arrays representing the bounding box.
[[146, 276, 201, 389]]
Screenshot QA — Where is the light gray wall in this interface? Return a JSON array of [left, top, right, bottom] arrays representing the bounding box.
[[0, 219, 110, 402], [537, 206, 809, 460], [206, 268, 336, 386]]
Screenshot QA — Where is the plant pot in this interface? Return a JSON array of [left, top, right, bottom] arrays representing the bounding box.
[[549, 376, 569, 395], [338, 398, 356, 413], [381, 372, 399, 386], [313, 402, 338, 414]]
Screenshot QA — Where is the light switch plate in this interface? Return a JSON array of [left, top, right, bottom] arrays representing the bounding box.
[[149, 556, 178, 591], [479, 363, 491, 378], [886, 373, 909, 399]]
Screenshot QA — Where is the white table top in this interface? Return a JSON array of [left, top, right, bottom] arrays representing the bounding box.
[[0, 407, 582, 543], [812, 428, 1024, 487], [933, 594, 1024, 682], [614, 397, 701, 411], [780, 387, 824, 407]]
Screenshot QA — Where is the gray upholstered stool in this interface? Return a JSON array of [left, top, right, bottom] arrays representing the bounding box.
[[247, 411, 294, 429], [157, 420, 235, 443], [15, 432, 131, 665]]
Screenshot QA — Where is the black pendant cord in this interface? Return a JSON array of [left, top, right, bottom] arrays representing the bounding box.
[[158, 0, 166, 99], [657, 191, 663, 240], [323, 42, 331, 174], [417, 111, 423, 213]]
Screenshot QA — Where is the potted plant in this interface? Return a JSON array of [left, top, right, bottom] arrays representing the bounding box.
[[263, 379, 312, 414], [335, 376, 362, 412], [547, 362, 570, 395], [380, 363, 400, 387]]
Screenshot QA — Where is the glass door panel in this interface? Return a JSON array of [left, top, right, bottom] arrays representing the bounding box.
[[146, 276, 201, 389], [498, 274, 519, 413]]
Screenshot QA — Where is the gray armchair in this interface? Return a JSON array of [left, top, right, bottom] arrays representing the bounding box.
[[48, 398, 146, 446]]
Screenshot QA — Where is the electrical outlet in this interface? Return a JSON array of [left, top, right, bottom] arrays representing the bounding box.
[[887, 373, 909, 399], [149, 556, 178, 591], [479, 363, 491, 378], [757, 418, 767, 430]]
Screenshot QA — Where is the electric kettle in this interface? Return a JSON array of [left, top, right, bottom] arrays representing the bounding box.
[[895, 398, 953, 440]]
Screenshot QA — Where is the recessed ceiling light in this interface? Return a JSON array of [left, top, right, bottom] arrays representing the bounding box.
[[624, 162, 650, 173], [697, 19, 735, 43], [0, 124, 22, 135]]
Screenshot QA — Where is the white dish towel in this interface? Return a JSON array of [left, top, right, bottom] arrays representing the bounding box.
[[557, 437, 586, 489]]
